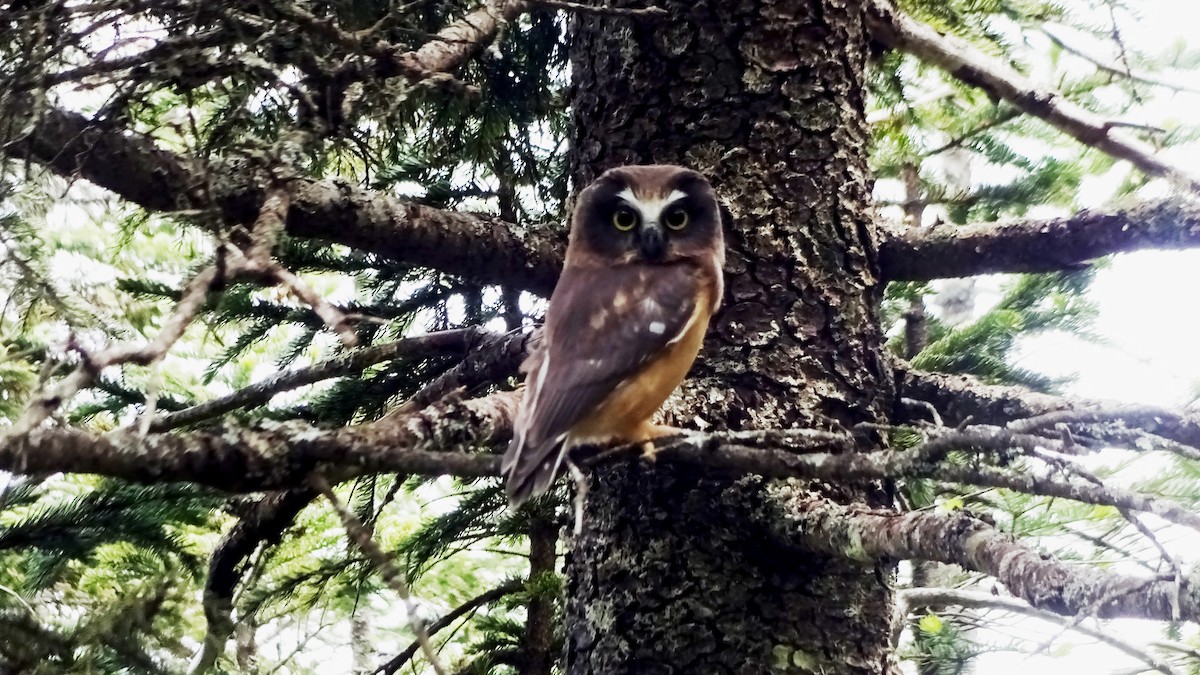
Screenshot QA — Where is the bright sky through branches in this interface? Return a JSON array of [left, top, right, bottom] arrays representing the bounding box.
[[946, 2, 1200, 672]]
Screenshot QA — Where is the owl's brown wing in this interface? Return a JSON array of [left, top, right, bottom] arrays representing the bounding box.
[[502, 261, 704, 504]]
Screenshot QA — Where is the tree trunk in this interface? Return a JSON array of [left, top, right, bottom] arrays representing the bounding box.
[[565, 1, 895, 673], [523, 517, 559, 675]]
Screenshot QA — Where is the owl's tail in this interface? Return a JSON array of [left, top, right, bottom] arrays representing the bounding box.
[[502, 435, 567, 507]]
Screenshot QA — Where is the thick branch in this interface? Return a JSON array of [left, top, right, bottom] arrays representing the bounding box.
[[770, 492, 1200, 622], [5, 405, 1197, 532], [380, 1, 531, 81], [867, 0, 1200, 194], [16, 87, 1200, 291], [5, 104, 563, 294], [897, 367, 1200, 450], [0, 393, 518, 492], [881, 199, 1200, 281], [25, 98, 1200, 291]]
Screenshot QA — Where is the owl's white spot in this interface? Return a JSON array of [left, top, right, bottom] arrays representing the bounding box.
[[590, 311, 608, 329], [640, 297, 660, 313], [649, 321, 666, 334], [613, 291, 629, 309]]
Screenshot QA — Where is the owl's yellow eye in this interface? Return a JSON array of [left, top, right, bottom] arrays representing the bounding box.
[[664, 206, 689, 230], [612, 208, 638, 231]]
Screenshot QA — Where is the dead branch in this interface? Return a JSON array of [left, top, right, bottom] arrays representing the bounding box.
[[769, 491, 1200, 623], [528, 0, 669, 18], [385, 327, 534, 418], [381, 1, 531, 85], [1041, 29, 1200, 96], [881, 198, 1200, 282], [867, 0, 1200, 194], [228, 187, 361, 346], [896, 367, 1200, 452], [642, 428, 1200, 532], [10, 253, 231, 436], [373, 580, 524, 675]]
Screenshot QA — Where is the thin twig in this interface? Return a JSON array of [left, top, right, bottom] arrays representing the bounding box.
[[1040, 29, 1200, 96], [867, 0, 1200, 194], [8, 253, 231, 437], [372, 580, 523, 674], [237, 188, 359, 348], [312, 474, 448, 675], [152, 328, 490, 431], [900, 588, 1185, 675], [529, 0, 669, 18]]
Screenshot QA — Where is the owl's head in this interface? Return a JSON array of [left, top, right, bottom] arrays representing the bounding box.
[[567, 165, 724, 266]]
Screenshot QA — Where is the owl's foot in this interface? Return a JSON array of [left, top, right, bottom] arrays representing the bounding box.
[[638, 424, 692, 461]]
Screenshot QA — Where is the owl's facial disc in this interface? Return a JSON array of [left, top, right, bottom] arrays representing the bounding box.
[[617, 187, 687, 261]]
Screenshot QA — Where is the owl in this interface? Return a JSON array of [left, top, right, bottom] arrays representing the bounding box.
[[502, 164, 726, 505]]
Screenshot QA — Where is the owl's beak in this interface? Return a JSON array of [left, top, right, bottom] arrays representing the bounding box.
[[638, 224, 666, 261]]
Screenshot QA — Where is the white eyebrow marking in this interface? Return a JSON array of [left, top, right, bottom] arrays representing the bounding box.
[[649, 321, 666, 334], [618, 188, 689, 226]]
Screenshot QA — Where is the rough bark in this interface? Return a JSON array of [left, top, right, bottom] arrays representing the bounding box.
[[0, 392, 518, 492], [381, 1, 532, 82], [564, 1, 894, 673]]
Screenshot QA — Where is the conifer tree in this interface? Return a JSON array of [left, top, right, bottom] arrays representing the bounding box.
[[2, 0, 1200, 672]]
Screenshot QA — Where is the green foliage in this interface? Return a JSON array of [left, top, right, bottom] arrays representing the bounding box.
[[891, 270, 1098, 391], [904, 612, 979, 675]]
